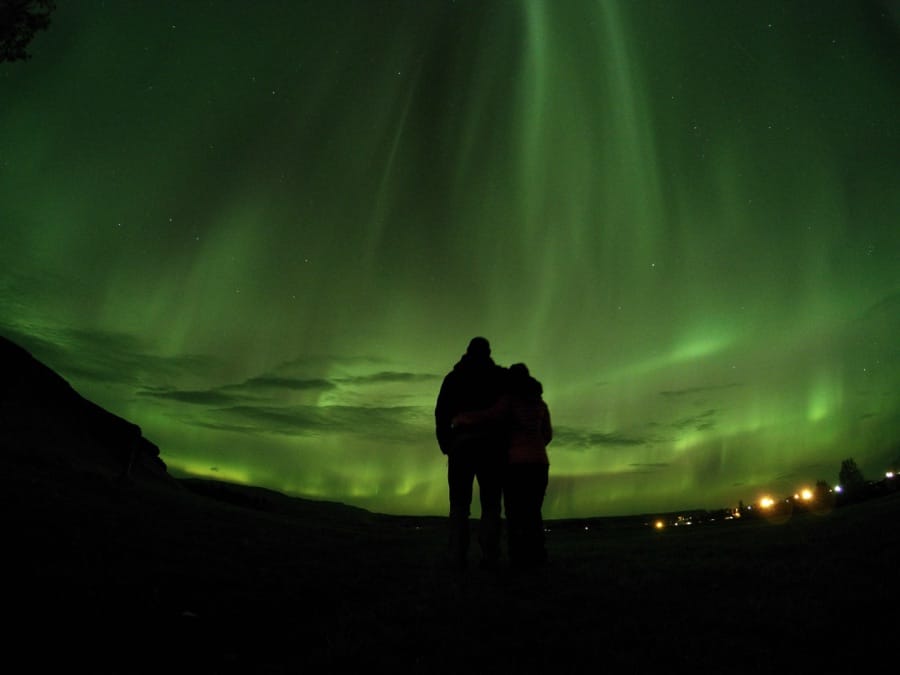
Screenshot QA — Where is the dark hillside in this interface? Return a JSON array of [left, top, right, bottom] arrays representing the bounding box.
[[1, 335, 173, 486]]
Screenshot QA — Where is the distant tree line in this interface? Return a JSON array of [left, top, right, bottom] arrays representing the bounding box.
[[717, 456, 900, 527], [838, 458, 865, 494], [0, 0, 56, 63], [832, 456, 900, 506], [758, 456, 895, 519]]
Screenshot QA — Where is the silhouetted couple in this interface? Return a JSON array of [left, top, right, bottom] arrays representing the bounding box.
[[435, 337, 552, 571]]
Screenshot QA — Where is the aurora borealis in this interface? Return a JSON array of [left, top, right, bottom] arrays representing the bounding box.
[[1, 1, 898, 519]]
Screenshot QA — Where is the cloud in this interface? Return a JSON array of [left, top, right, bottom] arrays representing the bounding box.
[[226, 375, 337, 393], [335, 371, 441, 385], [659, 383, 742, 398], [195, 403, 431, 441], [139, 387, 240, 406], [671, 409, 718, 431], [0, 323, 438, 447], [208, 405, 325, 434], [859, 291, 900, 322], [0, 323, 218, 387], [627, 462, 669, 472], [553, 426, 650, 450]]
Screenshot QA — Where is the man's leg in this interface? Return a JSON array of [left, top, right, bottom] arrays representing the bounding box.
[[504, 465, 525, 567], [447, 449, 475, 569], [476, 449, 504, 569]]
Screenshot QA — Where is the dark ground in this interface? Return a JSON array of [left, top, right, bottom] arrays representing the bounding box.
[[6, 450, 898, 674], [4, 334, 894, 673]]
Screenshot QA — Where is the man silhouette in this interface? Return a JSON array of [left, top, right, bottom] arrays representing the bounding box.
[[435, 337, 507, 570]]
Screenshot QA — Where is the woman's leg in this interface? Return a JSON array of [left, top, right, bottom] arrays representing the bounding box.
[[504, 465, 526, 566]]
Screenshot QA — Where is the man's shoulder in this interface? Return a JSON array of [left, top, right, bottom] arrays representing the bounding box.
[[441, 366, 461, 384], [445, 358, 504, 383]]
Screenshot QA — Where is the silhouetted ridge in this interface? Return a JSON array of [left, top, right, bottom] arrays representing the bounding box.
[[1, 335, 175, 487]]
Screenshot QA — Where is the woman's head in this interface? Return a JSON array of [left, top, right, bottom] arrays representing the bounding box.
[[508, 363, 542, 397]]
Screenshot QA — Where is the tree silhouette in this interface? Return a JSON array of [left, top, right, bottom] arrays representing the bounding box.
[[0, 0, 56, 63], [889, 443, 900, 472], [812, 479, 835, 510], [839, 458, 865, 492]]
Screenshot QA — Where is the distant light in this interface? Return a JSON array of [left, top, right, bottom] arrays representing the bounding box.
[[759, 496, 775, 509], [800, 488, 814, 501], [654, 520, 665, 530], [887, 472, 895, 479], [584, 526, 589, 531], [834, 485, 844, 493]]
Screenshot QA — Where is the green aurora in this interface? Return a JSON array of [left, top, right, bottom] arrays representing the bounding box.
[[1, 0, 898, 518]]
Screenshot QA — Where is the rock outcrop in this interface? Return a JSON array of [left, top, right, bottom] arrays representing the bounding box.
[[1, 335, 176, 488]]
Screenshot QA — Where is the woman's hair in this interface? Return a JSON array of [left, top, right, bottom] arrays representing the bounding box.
[[508, 363, 542, 397]]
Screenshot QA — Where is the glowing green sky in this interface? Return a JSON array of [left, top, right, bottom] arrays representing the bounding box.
[[2, 1, 898, 518]]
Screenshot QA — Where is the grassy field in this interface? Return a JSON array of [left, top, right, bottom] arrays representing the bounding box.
[[6, 458, 898, 674]]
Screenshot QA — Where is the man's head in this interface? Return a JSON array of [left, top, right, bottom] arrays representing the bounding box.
[[466, 336, 491, 358]]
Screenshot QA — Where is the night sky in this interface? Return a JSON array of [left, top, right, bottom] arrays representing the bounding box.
[[2, 1, 898, 518]]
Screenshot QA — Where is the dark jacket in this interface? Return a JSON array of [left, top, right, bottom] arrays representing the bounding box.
[[453, 372, 552, 464], [434, 353, 506, 454], [497, 392, 552, 464]]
